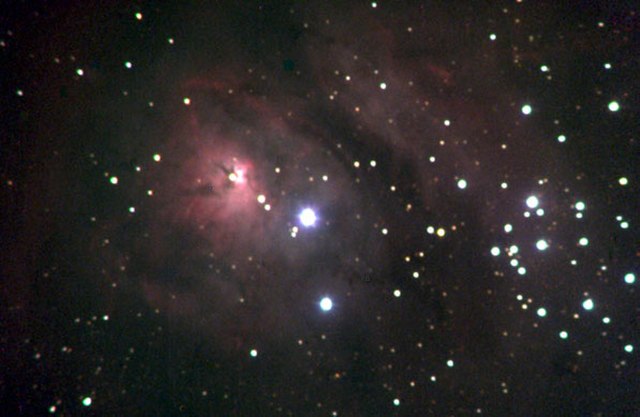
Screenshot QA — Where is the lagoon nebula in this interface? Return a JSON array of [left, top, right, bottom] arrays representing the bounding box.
[[2, 2, 639, 416]]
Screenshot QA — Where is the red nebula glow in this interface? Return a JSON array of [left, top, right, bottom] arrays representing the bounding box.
[[158, 138, 276, 261]]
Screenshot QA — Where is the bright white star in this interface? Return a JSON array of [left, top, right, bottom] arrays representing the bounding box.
[[299, 208, 317, 227], [319, 297, 333, 311]]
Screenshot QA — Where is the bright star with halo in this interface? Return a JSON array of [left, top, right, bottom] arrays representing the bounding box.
[[299, 208, 317, 227], [319, 297, 333, 312]]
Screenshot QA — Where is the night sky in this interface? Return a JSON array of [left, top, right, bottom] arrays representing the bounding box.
[[2, 1, 639, 416]]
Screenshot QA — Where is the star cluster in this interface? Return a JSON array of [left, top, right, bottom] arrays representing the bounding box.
[[1, 2, 638, 416]]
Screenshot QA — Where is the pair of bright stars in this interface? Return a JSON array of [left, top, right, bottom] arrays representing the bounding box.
[[297, 208, 335, 313], [298, 208, 334, 312]]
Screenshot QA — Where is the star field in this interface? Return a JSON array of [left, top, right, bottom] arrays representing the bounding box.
[[1, 2, 639, 416]]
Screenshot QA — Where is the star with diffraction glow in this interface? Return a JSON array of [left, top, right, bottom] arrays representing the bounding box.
[[319, 297, 333, 312], [299, 208, 317, 227]]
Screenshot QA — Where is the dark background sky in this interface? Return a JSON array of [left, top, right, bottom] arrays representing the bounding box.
[[1, 1, 639, 416]]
